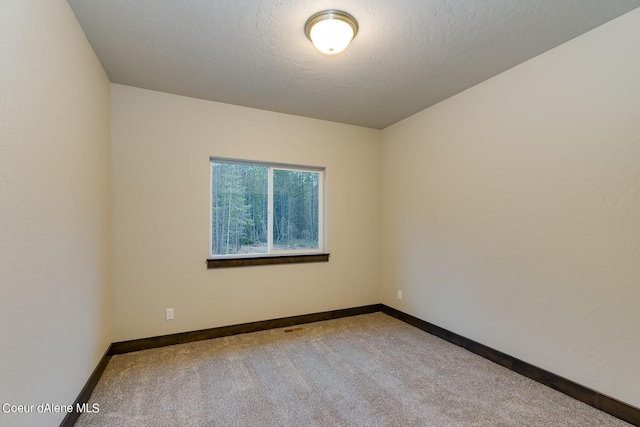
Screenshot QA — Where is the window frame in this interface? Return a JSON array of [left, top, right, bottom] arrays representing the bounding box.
[[208, 157, 328, 267]]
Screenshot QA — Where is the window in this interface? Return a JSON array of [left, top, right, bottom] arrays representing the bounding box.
[[209, 158, 328, 268]]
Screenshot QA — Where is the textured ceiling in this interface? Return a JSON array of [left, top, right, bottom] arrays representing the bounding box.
[[67, 0, 639, 129]]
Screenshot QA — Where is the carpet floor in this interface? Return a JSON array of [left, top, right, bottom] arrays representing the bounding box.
[[76, 313, 631, 426]]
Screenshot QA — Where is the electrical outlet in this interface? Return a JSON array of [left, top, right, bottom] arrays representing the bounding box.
[[166, 308, 174, 320], [397, 290, 403, 300]]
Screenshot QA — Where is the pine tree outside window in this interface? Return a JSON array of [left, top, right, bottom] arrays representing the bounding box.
[[210, 158, 325, 259]]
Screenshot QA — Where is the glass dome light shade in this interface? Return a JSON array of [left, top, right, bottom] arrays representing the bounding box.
[[305, 10, 358, 56]]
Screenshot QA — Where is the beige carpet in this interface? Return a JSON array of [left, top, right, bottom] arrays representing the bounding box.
[[76, 313, 631, 426]]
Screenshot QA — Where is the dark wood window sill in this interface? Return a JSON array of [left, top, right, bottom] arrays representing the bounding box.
[[207, 253, 330, 269]]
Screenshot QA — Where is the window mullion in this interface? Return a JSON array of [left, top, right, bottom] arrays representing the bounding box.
[[318, 171, 324, 253], [267, 167, 274, 254]]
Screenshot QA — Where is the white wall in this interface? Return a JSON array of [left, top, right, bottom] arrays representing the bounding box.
[[0, 1, 111, 426], [111, 84, 381, 341], [381, 8, 640, 407]]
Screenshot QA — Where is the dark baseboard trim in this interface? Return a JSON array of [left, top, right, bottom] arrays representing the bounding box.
[[110, 303, 382, 355], [380, 304, 640, 426], [59, 345, 112, 427]]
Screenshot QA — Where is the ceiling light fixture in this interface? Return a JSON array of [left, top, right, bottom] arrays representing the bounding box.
[[305, 10, 358, 56]]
